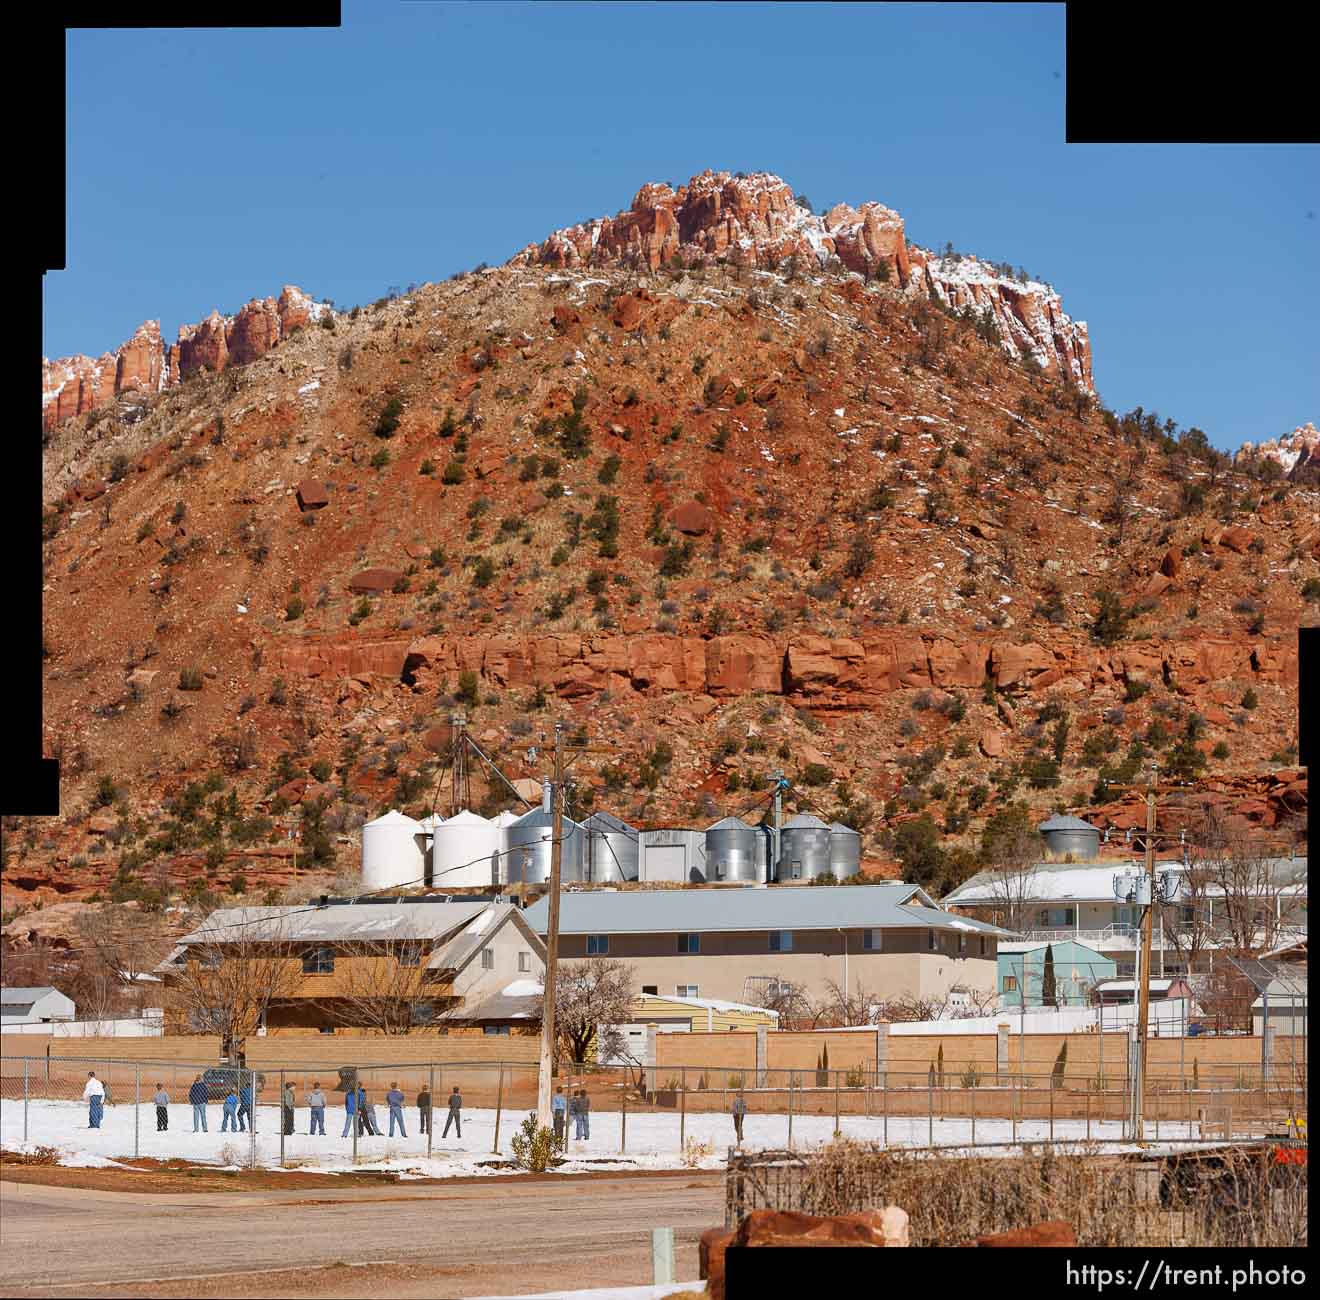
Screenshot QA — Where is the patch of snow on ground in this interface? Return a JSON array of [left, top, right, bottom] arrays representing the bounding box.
[[297, 379, 321, 395]]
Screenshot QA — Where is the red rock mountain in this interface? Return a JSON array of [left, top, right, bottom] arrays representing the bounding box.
[[511, 170, 1093, 391], [19, 170, 1310, 921], [42, 286, 327, 433], [1237, 422, 1320, 481]]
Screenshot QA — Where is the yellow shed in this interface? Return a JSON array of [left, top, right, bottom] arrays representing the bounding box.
[[626, 992, 778, 1033]]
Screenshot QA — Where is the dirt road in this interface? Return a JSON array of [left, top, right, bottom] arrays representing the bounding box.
[[0, 1174, 723, 1298]]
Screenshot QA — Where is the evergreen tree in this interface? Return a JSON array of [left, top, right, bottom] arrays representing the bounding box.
[[1042, 944, 1057, 1007]]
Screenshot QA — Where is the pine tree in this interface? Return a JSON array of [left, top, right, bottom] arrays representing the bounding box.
[[1042, 944, 1057, 1007], [936, 1043, 945, 1088], [1052, 1040, 1068, 1089]]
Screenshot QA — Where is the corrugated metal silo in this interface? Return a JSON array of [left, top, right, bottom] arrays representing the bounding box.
[[504, 807, 583, 884], [776, 812, 833, 881], [429, 810, 503, 887], [1038, 814, 1100, 861], [828, 821, 862, 879], [581, 811, 639, 883], [705, 816, 761, 882], [361, 809, 426, 891]]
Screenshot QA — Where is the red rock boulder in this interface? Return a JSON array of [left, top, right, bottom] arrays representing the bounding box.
[[975, 1220, 1077, 1247], [296, 479, 330, 512], [348, 568, 404, 594], [672, 501, 716, 536]]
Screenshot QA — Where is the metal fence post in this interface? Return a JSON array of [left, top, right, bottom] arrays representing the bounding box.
[[249, 1069, 257, 1170], [279, 1069, 286, 1168], [679, 1067, 686, 1152], [787, 1072, 793, 1150], [834, 1069, 841, 1137], [23, 1059, 28, 1145], [492, 1064, 504, 1154], [1086, 1086, 1091, 1143], [882, 1073, 887, 1147], [1049, 1073, 1055, 1144], [971, 1080, 976, 1148], [134, 1064, 140, 1159], [427, 1064, 435, 1160], [928, 1070, 934, 1148], [352, 1071, 359, 1167], [621, 1075, 627, 1154], [1011, 1074, 1018, 1147]]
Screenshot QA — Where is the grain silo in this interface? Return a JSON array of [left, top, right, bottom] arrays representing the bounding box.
[[639, 828, 709, 882], [504, 807, 583, 884], [1038, 814, 1100, 861], [776, 812, 833, 881], [430, 810, 503, 888], [828, 821, 862, 879], [361, 809, 426, 891], [581, 811, 639, 883], [705, 816, 761, 882]]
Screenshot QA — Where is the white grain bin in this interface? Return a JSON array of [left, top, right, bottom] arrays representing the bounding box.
[[361, 809, 426, 891], [429, 810, 503, 888]]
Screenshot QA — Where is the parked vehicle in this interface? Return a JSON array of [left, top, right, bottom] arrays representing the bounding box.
[[200, 1066, 266, 1100]]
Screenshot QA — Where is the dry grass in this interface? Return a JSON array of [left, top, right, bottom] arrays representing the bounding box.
[[0, 1145, 60, 1165], [751, 1139, 1308, 1247]]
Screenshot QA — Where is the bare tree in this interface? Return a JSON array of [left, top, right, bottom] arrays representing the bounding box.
[[74, 903, 172, 1015], [747, 975, 813, 1028], [163, 909, 303, 1056], [323, 941, 437, 1034], [815, 979, 885, 1027], [539, 957, 635, 1068], [984, 861, 1042, 934]]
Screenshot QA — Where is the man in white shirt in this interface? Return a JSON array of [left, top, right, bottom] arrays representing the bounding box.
[[82, 1072, 105, 1129]]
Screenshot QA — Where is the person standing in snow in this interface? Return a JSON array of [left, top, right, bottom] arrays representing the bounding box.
[[189, 1075, 208, 1133], [575, 1089, 591, 1141], [154, 1083, 170, 1132], [416, 1084, 432, 1136], [442, 1085, 462, 1139], [83, 1071, 105, 1129], [551, 1086, 567, 1146], [282, 1082, 296, 1136], [307, 1082, 326, 1136], [386, 1082, 407, 1137], [221, 1087, 240, 1132], [731, 1091, 747, 1145], [358, 1086, 380, 1136], [341, 1083, 358, 1137]]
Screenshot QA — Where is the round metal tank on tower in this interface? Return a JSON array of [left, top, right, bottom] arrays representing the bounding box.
[[1038, 814, 1100, 861], [503, 807, 583, 884], [430, 810, 503, 888], [361, 809, 426, 891], [828, 821, 862, 879], [776, 812, 833, 882], [705, 816, 761, 882], [581, 811, 639, 883]]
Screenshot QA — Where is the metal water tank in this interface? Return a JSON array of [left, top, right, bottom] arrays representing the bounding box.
[[776, 812, 833, 881], [829, 821, 862, 880], [430, 810, 503, 888], [504, 807, 583, 884], [581, 811, 639, 883], [1037, 814, 1100, 861], [361, 809, 426, 891], [705, 816, 760, 882]]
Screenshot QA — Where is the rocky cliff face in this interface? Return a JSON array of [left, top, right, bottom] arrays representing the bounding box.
[[42, 286, 329, 433], [510, 169, 1093, 390], [1237, 423, 1320, 480]]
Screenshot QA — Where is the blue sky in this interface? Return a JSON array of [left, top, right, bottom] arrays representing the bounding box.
[[49, 2, 1317, 450]]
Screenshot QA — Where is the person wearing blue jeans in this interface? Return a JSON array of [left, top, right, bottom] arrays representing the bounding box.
[[341, 1085, 358, 1137], [189, 1075, 208, 1132], [83, 1072, 105, 1129], [237, 1081, 254, 1132], [221, 1090, 239, 1131], [307, 1083, 326, 1136], [575, 1089, 590, 1140], [551, 1087, 567, 1146], [386, 1082, 407, 1137]]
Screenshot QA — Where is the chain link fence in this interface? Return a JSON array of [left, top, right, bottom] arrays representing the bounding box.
[[1, 1053, 1307, 1171]]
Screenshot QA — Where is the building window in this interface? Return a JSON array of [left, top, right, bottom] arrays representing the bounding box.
[[302, 947, 334, 974], [1003, 975, 1018, 992], [979, 936, 987, 956], [586, 935, 610, 956], [1039, 907, 1076, 928], [483, 1025, 510, 1036], [958, 932, 967, 953], [676, 985, 699, 998], [678, 933, 701, 954], [518, 951, 531, 973], [481, 948, 495, 970], [318, 1026, 335, 1035], [642, 985, 658, 995], [396, 942, 422, 967], [863, 929, 881, 952], [769, 931, 793, 952], [927, 930, 937, 951]]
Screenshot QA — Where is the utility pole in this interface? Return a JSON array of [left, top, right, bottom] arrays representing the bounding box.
[[536, 722, 565, 1130], [770, 772, 785, 882], [1132, 762, 1158, 1142], [451, 711, 468, 815]]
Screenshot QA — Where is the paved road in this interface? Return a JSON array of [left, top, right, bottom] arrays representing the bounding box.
[[0, 1175, 724, 1298]]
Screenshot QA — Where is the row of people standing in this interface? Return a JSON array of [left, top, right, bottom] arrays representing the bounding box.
[[550, 1086, 592, 1142]]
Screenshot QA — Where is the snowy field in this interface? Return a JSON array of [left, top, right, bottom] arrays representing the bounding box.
[[1, 1098, 1204, 1175]]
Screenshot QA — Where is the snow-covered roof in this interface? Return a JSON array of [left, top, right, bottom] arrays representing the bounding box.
[[176, 902, 490, 946], [635, 992, 778, 1017]]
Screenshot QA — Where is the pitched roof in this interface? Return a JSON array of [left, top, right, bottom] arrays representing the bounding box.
[[0, 986, 65, 1003], [425, 907, 544, 973], [522, 884, 1011, 937], [176, 902, 491, 946], [1038, 814, 1098, 832]]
